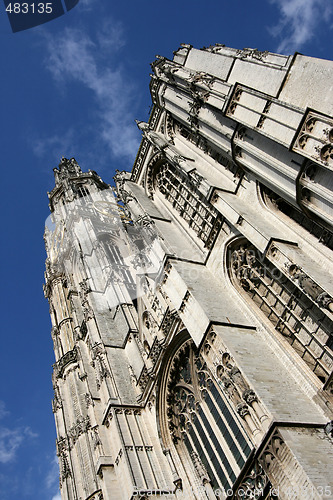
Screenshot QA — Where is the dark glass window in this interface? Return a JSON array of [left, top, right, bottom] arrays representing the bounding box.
[[166, 340, 252, 492]]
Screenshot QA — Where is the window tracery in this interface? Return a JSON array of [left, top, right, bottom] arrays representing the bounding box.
[[166, 340, 252, 492], [229, 240, 333, 383], [98, 234, 135, 292], [154, 161, 223, 248], [76, 184, 90, 199]]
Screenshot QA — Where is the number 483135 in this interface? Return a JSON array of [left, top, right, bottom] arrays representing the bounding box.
[[6, 3, 53, 13]]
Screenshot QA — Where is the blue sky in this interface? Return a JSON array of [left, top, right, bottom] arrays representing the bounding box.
[[0, 0, 332, 498]]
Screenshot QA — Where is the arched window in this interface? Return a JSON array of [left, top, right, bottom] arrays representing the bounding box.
[[228, 239, 333, 383], [98, 234, 135, 293], [165, 339, 252, 492], [153, 160, 223, 248], [76, 184, 90, 198]]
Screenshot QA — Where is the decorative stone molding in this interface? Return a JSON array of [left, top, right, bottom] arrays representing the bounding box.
[[188, 71, 216, 90], [232, 461, 270, 500], [68, 416, 91, 446], [79, 280, 94, 321], [179, 290, 191, 313], [215, 348, 268, 434], [160, 308, 179, 337], [86, 490, 103, 500], [284, 261, 333, 312], [131, 138, 150, 182], [162, 261, 172, 284], [148, 336, 165, 365], [145, 151, 165, 199], [85, 392, 94, 408], [57, 436, 70, 454], [53, 347, 78, 379], [59, 451, 72, 483], [243, 389, 258, 405], [236, 48, 269, 61], [191, 451, 211, 484], [52, 383, 63, 413], [91, 426, 102, 451], [137, 365, 153, 390], [292, 110, 333, 167]]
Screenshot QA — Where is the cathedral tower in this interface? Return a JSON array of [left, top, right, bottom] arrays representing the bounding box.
[[45, 45, 333, 500]]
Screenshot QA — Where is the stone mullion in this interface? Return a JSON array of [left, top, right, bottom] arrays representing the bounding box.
[[184, 418, 223, 496], [205, 387, 250, 463], [199, 398, 240, 484]]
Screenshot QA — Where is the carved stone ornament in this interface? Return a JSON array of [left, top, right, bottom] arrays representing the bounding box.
[[233, 460, 269, 500], [160, 308, 178, 337], [53, 348, 78, 379], [60, 452, 72, 482], [284, 263, 333, 311], [68, 416, 91, 446], [148, 336, 165, 365], [191, 451, 211, 484], [237, 402, 251, 418], [292, 110, 333, 166], [243, 389, 258, 405], [236, 48, 269, 61], [53, 157, 82, 186]]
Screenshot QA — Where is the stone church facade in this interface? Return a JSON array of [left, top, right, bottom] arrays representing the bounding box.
[[44, 44, 333, 499]]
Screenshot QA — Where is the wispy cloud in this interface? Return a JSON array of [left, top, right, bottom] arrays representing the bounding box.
[[0, 426, 37, 464], [0, 402, 38, 464], [32, 130, 77, 163], [0, 400, 9, 420], [46, 454, 59, 490], [40, 23, 139, 167], [46, 453, 61, 500], [269, 0, 333, 54]]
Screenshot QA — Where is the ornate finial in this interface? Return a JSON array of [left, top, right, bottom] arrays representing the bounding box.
[[53, 157, 82, 184]]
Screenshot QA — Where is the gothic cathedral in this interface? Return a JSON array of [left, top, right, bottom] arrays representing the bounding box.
[[44, 44, 333, 500]]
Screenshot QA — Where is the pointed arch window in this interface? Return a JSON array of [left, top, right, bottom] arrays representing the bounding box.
[[98, 234, 135, 292], [166, 340, 252, 492], [153, 161, 223, 248], [76, 184, 90, 198], [228, 240, 333, 383]]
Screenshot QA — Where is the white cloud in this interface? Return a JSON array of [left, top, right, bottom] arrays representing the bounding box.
[[0, 401, 9, 420], [78, 0, 98, 11], [41, 25, 139, 165], [52, 494, 62, 500], [269, 0, 333, 54], [46, 454, 60, 490], [0, 426, 37, 464], [32, 130, 77, 162]]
